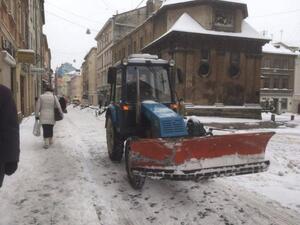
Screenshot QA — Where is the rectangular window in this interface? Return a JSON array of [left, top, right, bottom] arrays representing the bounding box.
[[282, 58, 288, 69], [122, 48, 125, 58], [140, 37, 144, 50], [263, 58, 271, 68], [281, 78, 288, 89], [263, 78, 270, 88], [273, 78, 279, 88], [133, 41, 137, 53], [128, 44, 131, 55], [281, 98, 288, 110], [214, 9, 234, 32]]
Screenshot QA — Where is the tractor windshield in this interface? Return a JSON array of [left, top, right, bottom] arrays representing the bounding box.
[[126, 65, 171, 103]]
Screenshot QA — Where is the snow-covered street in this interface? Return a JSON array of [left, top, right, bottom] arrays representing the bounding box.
[[1, 107, 300, 225]]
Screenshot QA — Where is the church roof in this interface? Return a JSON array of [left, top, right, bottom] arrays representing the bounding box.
[[143, 12, 268, 50]]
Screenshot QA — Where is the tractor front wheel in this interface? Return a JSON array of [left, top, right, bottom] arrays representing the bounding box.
[[106, 117, 124, 162], [125, 140, 146, 190]]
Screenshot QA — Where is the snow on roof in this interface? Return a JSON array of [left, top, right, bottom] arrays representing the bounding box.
[[144, 13, 268, 49], [263, 43, 298, 56], [161, 0, 246, 8], [172, 13, 266, 39]]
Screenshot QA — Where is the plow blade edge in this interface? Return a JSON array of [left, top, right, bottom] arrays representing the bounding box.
[[129, 132, 275, 180]]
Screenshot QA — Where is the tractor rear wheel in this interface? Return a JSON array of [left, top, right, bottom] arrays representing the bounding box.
[[125, 140, 146, 189], [106, 117, 124, 162]]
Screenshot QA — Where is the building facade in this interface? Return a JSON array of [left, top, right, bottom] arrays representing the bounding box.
[[81, 60, 88, 105], [110, 0, 268, 118], [41, 34, 52, 90], [260, 43, 297, 114], [69, 75, 82, 103], [293, 54, 300, 114], [0, 0, 50, 119], [82, 47, 97, 106], [94, 0, 161, 105]]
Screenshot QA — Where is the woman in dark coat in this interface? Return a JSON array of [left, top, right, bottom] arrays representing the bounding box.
[[59, 96, 67, 113], [0, 84, 20, 188]]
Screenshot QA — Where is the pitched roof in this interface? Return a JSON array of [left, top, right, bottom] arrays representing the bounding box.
[[144, 12, 268, 50]]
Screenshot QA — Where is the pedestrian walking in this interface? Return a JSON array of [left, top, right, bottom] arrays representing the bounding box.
[[35, 86, 63, 149], [59, 96, 67, 113], [0, 84, 20, 188]]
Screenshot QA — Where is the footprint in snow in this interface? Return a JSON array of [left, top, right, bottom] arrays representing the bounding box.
[[146, 216, 156, 223], [15, 198, 28, 206], [149, 203, 157, 208], [198, 211, 208, 219]]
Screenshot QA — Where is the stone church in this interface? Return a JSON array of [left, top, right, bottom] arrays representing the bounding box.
[[112, 0, 269, 118]]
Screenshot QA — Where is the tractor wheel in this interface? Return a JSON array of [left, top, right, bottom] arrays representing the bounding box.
[[106, 117, 124, 162], [125, 140, 146, 190]]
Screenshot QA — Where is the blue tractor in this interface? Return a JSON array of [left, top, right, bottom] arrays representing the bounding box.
[[105, 54, 274, 189]]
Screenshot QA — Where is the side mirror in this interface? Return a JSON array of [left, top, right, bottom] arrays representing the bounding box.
[[107, 67, 117, 84], [177, 68, 184, 84]]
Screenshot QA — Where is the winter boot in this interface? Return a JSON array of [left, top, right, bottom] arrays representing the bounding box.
[[43, 138, 50, 149]]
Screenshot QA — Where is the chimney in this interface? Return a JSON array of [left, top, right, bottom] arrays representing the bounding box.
[[146, 0, 162, 17], [153, 0, 163, 11], [146, 0, 154, 17]]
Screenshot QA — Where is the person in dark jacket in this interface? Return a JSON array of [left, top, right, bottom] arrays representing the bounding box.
[[0, 84, 20, 188], [59, 96, 67, 113]]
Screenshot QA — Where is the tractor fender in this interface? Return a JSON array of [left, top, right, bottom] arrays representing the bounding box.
[[105, 105, 117, 128]]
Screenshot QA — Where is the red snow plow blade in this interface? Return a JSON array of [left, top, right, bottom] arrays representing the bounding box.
[[129, 132, 275, 180]]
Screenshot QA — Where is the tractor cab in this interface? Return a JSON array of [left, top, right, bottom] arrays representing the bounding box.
[[106, 54, 178, 139]]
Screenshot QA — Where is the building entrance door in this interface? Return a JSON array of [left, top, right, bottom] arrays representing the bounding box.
[[298, 104, 300, 114]]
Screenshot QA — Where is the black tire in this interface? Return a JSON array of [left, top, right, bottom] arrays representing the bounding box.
[[125, 140, 146, 190], [106, 116, 124, 162]]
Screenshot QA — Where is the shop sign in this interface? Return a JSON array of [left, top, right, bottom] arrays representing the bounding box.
[[16, 49, 35, 64]]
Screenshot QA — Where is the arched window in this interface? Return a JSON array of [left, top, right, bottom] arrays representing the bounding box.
[[198, 49, 211, 77], [228, 52, 240, 78]]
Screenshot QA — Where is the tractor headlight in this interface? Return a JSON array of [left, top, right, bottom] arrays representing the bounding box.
[[122, 58, 128, 66], [169, 59, 175, 67]]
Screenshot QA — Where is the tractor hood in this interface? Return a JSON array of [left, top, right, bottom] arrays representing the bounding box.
[[141, 101, 188, 138]]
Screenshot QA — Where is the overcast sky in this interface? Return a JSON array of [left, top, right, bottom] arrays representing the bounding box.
[[43, 0, 300, 70]]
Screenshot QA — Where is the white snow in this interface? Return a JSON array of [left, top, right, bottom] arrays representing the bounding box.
[[263, 43, 298, 55], [193, 112, 300, 211], [171, 13, 266, 39], [0, 107, 300, 224]]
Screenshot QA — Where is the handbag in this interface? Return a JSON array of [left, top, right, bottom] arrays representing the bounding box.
[[54, 96, 63, 121], [33, 119, 41, 136]]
